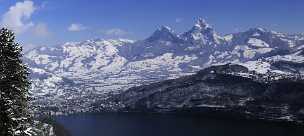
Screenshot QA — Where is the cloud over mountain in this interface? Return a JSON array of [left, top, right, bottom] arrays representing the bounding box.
[[68, 23, 87, 32], [1, 0, 36, 34]]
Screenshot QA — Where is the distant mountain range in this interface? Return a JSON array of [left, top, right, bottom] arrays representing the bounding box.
[[24, 18, 304, 122]]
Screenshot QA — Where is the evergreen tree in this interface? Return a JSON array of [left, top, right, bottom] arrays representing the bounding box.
[[0, 28, 31, 136]]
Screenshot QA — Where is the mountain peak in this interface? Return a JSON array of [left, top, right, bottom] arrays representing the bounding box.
[[181, 18, 222, 45], [145, 25, 179, 42], [194, 18, 212, 30], [249, 27, 267, 33], [158, 25, 173, 33]]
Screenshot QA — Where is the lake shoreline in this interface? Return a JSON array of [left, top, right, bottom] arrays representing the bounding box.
[[54, 108, 304, 127]]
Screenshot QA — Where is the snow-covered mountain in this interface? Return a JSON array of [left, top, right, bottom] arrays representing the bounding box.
[[24, 18, 304, 115]]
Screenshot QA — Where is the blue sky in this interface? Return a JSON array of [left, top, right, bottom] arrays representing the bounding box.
[[0, 0, 303, 50]]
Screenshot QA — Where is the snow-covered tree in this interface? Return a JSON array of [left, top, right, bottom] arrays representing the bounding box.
[[0, 28, 31, 136]]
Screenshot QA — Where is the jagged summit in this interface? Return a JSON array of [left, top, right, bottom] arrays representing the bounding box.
[[157, 25, 173, 33], [181, 18, 222, 45], [247, 27, 269, 34], [144, 18, 223, 46], [193, 18, 212, 30], [250, 27, 267, 32], [145, 25, 180, 42]]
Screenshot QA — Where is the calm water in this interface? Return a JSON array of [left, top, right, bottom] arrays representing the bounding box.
[[56, 113, 304, 136]]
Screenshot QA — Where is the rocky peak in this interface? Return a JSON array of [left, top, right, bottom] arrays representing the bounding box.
[[247, 27, 269, 36], [181, 18, 222, 45], [158, 25, 174, 33], [145, 25, 180, 42], [193, 18, 212, 30]]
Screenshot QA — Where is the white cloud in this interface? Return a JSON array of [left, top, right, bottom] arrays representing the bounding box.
[[104, 28, 128, 37], [68, 23, 87, 32], [1, 0, 36, 34], [32, 23, 50, 37]]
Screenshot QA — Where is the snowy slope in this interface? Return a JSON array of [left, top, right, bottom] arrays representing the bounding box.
[[24, 18, 304, 114]]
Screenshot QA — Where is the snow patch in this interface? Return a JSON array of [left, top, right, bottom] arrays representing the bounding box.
[[248, 38, 269, 48]]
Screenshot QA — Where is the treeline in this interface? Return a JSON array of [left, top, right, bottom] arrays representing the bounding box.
[[0, 28, 31, 136]]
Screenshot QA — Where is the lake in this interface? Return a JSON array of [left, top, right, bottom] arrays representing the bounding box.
[[56, 113, 304, 136]]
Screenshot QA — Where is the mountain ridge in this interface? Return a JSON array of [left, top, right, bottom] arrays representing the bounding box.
[[112, 64, 304, 124], [24, 18, 304, 117]]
